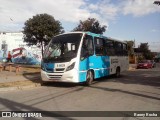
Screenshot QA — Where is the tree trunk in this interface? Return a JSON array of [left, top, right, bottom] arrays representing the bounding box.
[[41, 41, 44, 57]]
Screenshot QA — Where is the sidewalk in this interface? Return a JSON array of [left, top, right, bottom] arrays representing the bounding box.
[[129, 64, 137, 71], [0, 65, 42, 92]]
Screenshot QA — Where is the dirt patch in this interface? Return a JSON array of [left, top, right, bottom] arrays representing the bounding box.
[[20, 67, 41, 74], [0, 67, 42, 88], [0, 80, 41, 88]]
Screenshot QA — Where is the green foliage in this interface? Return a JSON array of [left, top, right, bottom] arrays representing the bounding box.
[[23, 13, 64, 56], [154, 1, 160, 6], [139, 43, 149, 52], [73, 18, 107, 34], [138, 43, 154, 60], [137, 55, 144, 62], [125, 40, 134, 56]]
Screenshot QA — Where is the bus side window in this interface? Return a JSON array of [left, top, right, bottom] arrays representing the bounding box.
[[123, 43, 128, 56], [105, 40, 115, 56], [115, 42, 123, 56], [95, 37, 105, 56], [81, 35, 94, 58]]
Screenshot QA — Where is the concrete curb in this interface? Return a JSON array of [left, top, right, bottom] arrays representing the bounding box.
[[0, 83, 41, 92]]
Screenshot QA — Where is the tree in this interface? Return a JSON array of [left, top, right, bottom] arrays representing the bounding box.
[[73, 18, 107, 34], [138, 43, 154, 60], [154, 1, 160, 6], [23, 13, 64, 56], [125, 40, 134, 56]]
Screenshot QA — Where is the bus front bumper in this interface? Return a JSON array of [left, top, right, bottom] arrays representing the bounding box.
[[41, 69, 79, 83]]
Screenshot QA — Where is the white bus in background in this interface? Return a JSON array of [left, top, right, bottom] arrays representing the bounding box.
[[41, 32, 129, 85]]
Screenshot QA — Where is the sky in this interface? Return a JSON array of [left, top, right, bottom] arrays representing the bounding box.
[[0, 0, 160, 52]]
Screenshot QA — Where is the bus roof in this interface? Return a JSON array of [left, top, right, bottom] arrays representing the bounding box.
[[103, 36, 127, 44], [53, 31, 126, 44], [86, 32, 127, 44]]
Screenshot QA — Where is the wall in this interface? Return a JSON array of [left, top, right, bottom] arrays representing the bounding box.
[[0, 32, 42, 64]]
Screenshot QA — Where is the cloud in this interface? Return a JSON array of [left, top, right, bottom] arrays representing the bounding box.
[[151, 29, 160, 32], [121, 0, 160, 17], [86, 0, 119, 28], [0, 0, 118, 31], [149, 43, 160, 52], [88, 4, 99, 11], [0, 0, 160, 32], [0, 0, 89, 31]]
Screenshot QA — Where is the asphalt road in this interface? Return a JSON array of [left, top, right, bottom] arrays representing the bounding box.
[[0, 63, 160, 120]]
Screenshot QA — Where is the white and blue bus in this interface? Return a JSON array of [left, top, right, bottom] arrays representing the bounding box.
[[41, 32, 129, 85]]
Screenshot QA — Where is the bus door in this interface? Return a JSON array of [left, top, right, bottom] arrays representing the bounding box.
[[79, 35, 94, 82], [105, 40, 117, 75], [94, 37, 110, 78]]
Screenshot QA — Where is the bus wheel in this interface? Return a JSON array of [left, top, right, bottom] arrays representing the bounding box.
[[86, 71, 94, 86], [115, 67, 120, 78]]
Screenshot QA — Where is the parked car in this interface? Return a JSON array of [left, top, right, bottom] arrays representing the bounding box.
[[137, 60, 153, 69], [151, 60, 156, 68]]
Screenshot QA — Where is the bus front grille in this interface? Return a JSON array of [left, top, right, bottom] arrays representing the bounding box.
[[45, 68, 65, 73], [55, 68, 65, 71], [47, 74, 62, 79], [54, 68, 65, 73]]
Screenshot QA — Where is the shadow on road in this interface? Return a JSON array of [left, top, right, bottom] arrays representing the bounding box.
[[86, 69, 160, 101], [22, 65, 160, 93], [91, 70, 160, 88], [115, 71, 160, 87], [89, 85, 160, 101], [22, 72, 41, 84], [42, 82, 82, 88], [0, 97, 75, 120], [22, 72, 83, 88]]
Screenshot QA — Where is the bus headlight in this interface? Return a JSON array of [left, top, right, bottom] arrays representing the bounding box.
[[66, 62, 75, 71]]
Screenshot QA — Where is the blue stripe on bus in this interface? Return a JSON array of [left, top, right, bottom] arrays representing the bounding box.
[[79, 56, 110, 82], [44, 63, 55, 72]]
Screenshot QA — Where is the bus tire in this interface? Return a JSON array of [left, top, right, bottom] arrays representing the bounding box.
[[115, 67, 120, 78], [86, 70, 94, 86]]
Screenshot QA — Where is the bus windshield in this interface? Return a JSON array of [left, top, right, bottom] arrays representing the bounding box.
[[43, 33, 82, 62]]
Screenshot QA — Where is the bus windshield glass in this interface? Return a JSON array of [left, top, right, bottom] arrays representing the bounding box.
[[43, 33, 82, 62]]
